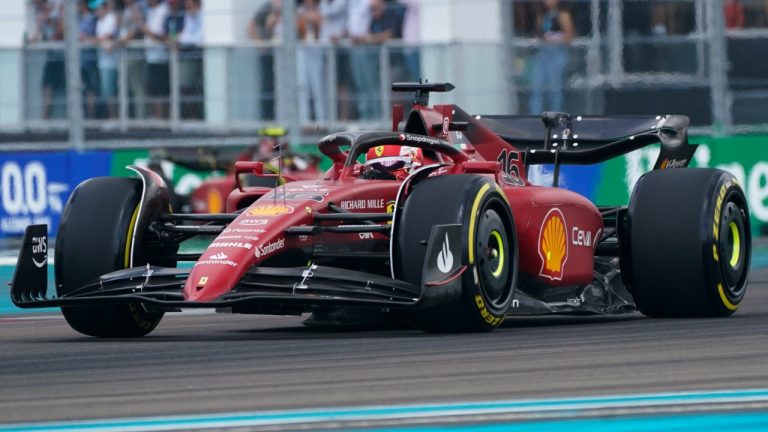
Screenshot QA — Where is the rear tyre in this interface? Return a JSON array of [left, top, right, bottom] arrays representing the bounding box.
[[627, 168, 750, 317], [396, 175, 518, 332], [55, 177, 163, 337]]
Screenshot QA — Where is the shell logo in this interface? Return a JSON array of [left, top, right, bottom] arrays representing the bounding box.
[[538, 208, 568, 280], [247, 205, 294, 217]]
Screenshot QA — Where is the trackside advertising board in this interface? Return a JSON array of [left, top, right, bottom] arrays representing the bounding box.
[[0, 149, 222, 238], [0, 151, 111, 238], [0, 135, 767, 238]]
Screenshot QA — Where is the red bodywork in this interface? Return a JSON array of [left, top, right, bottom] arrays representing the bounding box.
[[185, 103, 602, 302]]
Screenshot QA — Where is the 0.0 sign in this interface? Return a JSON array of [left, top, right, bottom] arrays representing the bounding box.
[[1, 161, 47, 215]]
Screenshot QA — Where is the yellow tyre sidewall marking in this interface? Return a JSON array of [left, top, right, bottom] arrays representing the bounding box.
[[718, 282, 739, 311], [468, 183, 491, 265], [124, 204, 140, 269]]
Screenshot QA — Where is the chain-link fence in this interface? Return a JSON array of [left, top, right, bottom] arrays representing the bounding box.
[[2, 0, 768, 146]]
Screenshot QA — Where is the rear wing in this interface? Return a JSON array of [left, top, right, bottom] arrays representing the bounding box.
[[477, 113, 697, 169]]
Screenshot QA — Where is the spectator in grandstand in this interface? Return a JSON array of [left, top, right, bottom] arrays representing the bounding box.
[[119, 0, 147, 119], [528, 0, 573, 115], [33, 0, 66, 119], [143, 0, 170, 119], [320, 0, 347, 43], [248, 0, 281, 120], [176, 0, 204, 57], [369, 0, 399, 42], [347, 0, 377, 120], [399, 0, 421, 81], [260, 0, 284, 41], [94, 0, 120, 119], [175, 0, 204, 119], [319, 0, 349, 120], [79, 0, 99, 119], [165, 0, 185, 40], [297, 0, 327, 124], [725, 0, 745, 29], [249, 0, 277, 40]]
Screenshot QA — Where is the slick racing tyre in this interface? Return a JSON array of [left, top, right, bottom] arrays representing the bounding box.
[[55, 177, 164, 337], [627, 168, 750, 317], [396, 175, 518, 332]]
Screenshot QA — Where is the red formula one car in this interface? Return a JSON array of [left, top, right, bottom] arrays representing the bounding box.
[[11, 83, 751, 337]]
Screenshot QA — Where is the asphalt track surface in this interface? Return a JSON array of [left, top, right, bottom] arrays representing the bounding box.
[[2, 269, 768, 426]]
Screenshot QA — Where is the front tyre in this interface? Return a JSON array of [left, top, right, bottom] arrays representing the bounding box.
[[627, 168, 750, 317], [55, 177, 163, 337], [396, 175, 518, 332]]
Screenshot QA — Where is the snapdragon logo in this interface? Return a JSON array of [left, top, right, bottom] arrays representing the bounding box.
[[400, 134, 441, 146], [254, 238, 285, 259]]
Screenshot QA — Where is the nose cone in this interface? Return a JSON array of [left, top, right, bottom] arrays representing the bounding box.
[[185, 246, 253, 302], [182, 199, 316, 303]]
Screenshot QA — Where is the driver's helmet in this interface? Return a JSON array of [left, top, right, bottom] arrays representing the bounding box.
[[363, 145, 423, 180]]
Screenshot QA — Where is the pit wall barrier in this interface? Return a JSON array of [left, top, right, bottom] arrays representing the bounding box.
[[1, 135, 766, 239]]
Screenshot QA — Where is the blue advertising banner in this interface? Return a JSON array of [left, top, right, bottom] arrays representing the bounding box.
[[0, 151, 111, 238]]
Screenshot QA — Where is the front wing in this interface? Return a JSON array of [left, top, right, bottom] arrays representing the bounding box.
[[13, 263, 421, 310], [10, 225, 443, 311]]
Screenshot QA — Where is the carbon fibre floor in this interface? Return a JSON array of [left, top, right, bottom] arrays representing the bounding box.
[[1, 269, 768, 425]]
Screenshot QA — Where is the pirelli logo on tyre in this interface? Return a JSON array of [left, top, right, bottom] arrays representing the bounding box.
[[538, 208, 568, 280], [474, 294, 504, 326]]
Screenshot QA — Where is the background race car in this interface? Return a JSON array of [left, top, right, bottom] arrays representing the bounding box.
[[148, 127, 321, 213]]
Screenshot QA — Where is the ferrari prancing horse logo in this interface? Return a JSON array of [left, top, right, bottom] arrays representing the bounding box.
[[538, 208, 568, 280], [374, 146, 384, 157]]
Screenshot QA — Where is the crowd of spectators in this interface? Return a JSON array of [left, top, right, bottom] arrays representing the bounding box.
[[27, 0, 768, 124], [249, 0, 420, 122], [28, 0, 204, 120], [29, 0, 417, 123]]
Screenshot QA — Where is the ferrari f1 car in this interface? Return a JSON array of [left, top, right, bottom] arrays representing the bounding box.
[[11, 82, 751, 337]]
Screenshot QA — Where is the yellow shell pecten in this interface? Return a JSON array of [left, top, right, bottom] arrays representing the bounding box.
[[541, 214, 566, 273]]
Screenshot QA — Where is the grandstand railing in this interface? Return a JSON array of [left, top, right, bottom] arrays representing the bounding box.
[[3, 7, 768, 146]]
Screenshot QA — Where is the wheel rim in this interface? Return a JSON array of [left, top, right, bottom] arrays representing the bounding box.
[[718, 198, 749, 298], [728, 221, 741, 268], [476, 208, 512, 307], [488, 230, 505, 277]]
